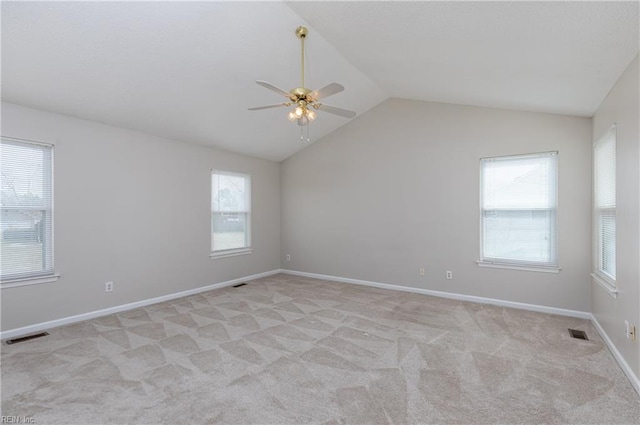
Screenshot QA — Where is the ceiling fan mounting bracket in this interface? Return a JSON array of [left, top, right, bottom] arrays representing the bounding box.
[[295, 26, 308, 39]]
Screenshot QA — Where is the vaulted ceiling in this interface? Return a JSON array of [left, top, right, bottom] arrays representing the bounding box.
[[2, 1, 638, 161]]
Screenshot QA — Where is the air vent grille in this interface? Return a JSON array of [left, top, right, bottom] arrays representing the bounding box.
[[6, 332, 49, 345], [568, 329, 589, 340]]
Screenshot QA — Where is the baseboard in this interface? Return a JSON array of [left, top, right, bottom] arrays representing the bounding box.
[[5, 267, 638, 397], [591, 314, 640, 396], [280, 269, 591, 319], [281, 269, 640, 395], [0, 269, 281, 340]]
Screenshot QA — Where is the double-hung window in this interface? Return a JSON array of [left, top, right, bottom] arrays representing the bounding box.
[[1, 137, 55, 285], [211, 170, 252, 258], [592, 126, 616, 294], [479, 152, 559, 271]]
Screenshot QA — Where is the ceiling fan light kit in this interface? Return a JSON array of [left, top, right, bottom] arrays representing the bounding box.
[[249, 26, 356, 141]]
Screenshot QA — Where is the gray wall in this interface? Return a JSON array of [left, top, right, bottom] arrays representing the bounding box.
[[281, 98, 592, 311], [1, 102, 281, 331], [592, 55, 640, 377]]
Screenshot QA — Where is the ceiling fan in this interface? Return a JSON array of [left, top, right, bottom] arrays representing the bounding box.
[[249, 26, 356, 132]]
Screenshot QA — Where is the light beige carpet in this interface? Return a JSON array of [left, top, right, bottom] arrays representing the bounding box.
[[1, 273, 639, 424]]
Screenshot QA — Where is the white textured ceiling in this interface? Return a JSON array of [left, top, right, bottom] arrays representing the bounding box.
[[288, 0, 639, 117], [2, 1, 638, 161], [1, 1, 385, 161]]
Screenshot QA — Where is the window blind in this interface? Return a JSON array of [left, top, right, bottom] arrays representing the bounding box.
[[594, 127, 616, 280], [211, 170, 251, 253], [1, 137, 54, 281], [481, 152, 558, 267]]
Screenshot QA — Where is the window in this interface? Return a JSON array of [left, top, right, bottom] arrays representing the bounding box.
[[211, 170, 252, 258], [593, 125, 616, 293], [1, 137, 55, 284], [479, 152, 558, 271]]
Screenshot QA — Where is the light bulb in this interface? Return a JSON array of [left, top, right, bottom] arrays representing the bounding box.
[[288, 111, 296, 121], [307, 110, 317, 121], [294, 107, 304, 118]]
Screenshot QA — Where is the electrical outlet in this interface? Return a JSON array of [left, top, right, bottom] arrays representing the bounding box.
[[446, 271, 453, 280], [419, 267, 425, 276], [105, 281, 114, 292], [286, 254, 291, 261]]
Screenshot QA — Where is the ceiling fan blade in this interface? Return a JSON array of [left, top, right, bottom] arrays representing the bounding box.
[[256, 80, 292, 98], [248, 103, 290, 111], [317, 104, 357, 119], [311, 83, 344, 100]]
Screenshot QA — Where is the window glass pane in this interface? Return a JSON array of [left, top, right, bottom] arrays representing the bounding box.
[[1, 138, 53, 280], [593, 126, 616, 283], [212, 173, 248, 212], [483, 155, 556, 210], [211, 170, 251, 253], [600, 211, 616, 279], [1, 210, 47, 276], [595, 134, 616, 208], [481, 152, 557, 266], [212, 212, 248, 251], [0, 142, 51, 208], [483, 210, 555, 263]]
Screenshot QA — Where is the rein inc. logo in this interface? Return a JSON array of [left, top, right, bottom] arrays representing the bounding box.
[[1, 417, 35, 424]]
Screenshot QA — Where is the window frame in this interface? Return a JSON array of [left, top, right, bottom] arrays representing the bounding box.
[[591, 125, 617, 297], [1, 136, 59, 288], [477, 151, 560, 273], [210, 169, 253, 259]]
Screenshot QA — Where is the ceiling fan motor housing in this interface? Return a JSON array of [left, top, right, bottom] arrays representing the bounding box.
[[290, 87, 312, 99]]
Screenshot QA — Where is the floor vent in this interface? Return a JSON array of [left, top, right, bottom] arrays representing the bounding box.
[[232, 283, 248, 288], [568, 329, 589, 340], [6, 332, 49, 345]]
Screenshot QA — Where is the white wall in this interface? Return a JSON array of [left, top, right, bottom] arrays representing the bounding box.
[[1, 102, 281, 331], [592, 55, 640, 377], [281, 98, 592, 311]]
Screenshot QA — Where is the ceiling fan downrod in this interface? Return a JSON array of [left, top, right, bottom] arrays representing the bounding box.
[[295, 26, 308, 89]]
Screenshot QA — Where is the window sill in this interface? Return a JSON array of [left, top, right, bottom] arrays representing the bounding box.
[[591, 272, 617, 299], [1, 274, 60, 289], [210, 248, 253, 260], [476, 261, 561, 274]]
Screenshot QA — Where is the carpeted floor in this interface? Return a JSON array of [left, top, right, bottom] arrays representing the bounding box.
[[2, 273, 639, 424]]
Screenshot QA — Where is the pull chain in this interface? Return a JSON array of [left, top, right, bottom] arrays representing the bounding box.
[[299, 123, 311, 142]]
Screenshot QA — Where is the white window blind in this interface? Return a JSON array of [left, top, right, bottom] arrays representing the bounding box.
[[594, 126, 616, 282], [211, 170, 251, 256], [1, 137, 54, 281], [480, 152, 558, 268]]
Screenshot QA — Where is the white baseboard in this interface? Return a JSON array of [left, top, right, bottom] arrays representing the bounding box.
[[591, 314, 640, 396], [0, 269, 281, 340], [281, 269, 591, 319], [282, 269, 640, 395], [4, 267, 639, 396]]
